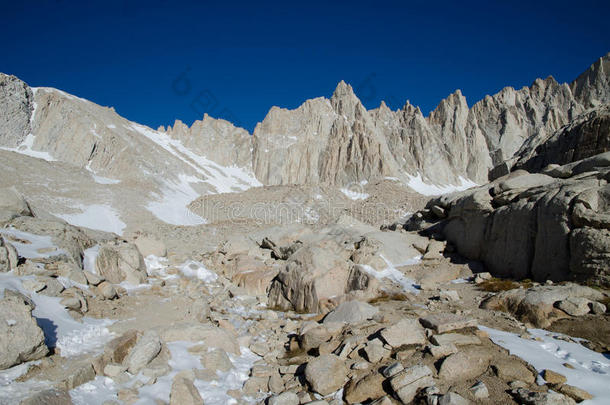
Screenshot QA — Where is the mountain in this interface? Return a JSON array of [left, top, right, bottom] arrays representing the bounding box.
[[0, 53, 609, 234]]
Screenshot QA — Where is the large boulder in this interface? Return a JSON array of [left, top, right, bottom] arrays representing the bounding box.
[[0, 290, 48, 370], [95, 241, 147, 284], [304, 354, 349, 396], [481, 283, 604, 327], [268, 241, 377, 313], [418, 153, 610, 286], [0, 187, 32, 223]]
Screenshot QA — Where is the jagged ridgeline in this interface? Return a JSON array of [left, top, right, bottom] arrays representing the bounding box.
[[1, 53, 609, 190]]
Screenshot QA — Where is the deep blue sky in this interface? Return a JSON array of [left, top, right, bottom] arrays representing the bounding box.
[[2, 1, 609, 132]]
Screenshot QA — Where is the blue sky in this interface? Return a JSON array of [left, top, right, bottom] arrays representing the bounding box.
[[2, 0, 609, 132]]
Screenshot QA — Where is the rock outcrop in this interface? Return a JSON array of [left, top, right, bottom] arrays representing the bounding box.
[[0, 74, 33, 148], [0, 290, 48, 370], [411, 152, 610, 286]]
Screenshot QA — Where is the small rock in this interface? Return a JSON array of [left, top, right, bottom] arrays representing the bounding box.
[[169, 376, 203, 405], [84, 271, 104, 286], [19, 388, 72, 405], [323, 300, 378, 324], [304, 354, 349, 396], [430, 333, 480, 346], [123, 330, 162, 374], [557, 298, 591, 316], [438, 392, 469, 405], [104, 363, 127, 377], [510, 387, 576, 405], [267, 392, 299, 405], [419, 313, 477, 333], [494, 359, 535, 384], [428, 343, 458, 359], [558, 384, 593, 402], [542, 369, 567, 385], [390, 365, 434, 403], [438, 290, 460, 301], [470, 381, 489, 399], [590, 301, 607, 314], [200, 348, 233, 373], [364, 339, 390, 363], [438, 347, 492, 382], [380, 318, 426, 347], [97, 281, 118, 300], [382, 362, 404, 378]]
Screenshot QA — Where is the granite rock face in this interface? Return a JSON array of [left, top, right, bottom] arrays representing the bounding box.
[[412, 152, 610, 286], [1, 54, 609, 194], [0, 74, 33, 148]]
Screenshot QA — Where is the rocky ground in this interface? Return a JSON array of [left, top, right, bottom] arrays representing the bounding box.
[[1, 181, 609, 405]]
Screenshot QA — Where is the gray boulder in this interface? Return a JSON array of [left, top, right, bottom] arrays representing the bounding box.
[[0, 289, 48, 370], [323, 300, 378, 324], [123, 330, 162, 374], [96, 241, 147, 285], [304, 354, 349, 396]]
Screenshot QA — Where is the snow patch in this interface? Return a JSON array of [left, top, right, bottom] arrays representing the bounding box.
[[406, 173, 477, 196], [178, 260, 218, 283], [340, 188, 369, 200], [0, 228, 67, 259], [146, 174, 207, 226], [0, 273, 115, 356], [0, 133, 56, 162], [55, 204, 126, 235], [481, 326, 610, 404], [83, 245, 101, 274], [86, 163, 121, 184], [358, 255, 420, 294], [130, 123, 261, 194]]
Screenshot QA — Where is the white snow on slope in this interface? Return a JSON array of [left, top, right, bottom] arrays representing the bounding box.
[[178, 260, 218, 283], [0, 228, 67, 259], [358, 255, 421, 294], [130, 123, 261, 193], [0, 133, 56, 162], [55, 204, 126, 235], [340, 188, 369, 200], [129, 123, 262, 225], [86, 163, 121, 185], [0, 273, 114, 357], [146, 175, 207, 226], [481, 326, 610, 405], [406, 173, 477, 196], [83, 245, 101, 274]]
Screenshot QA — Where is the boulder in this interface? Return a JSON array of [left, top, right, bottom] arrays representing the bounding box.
[[419, 314, 477, 333], [95, 241, 147, 285], [0, 290, 48, 370], [19, 388, 73, 405], [268, 242, 376, 313], [438, 347, 492, 382], [344, 371, 386, 404], [510, 388, 576, 405], [390, 365, 434, 404], [0, 187, 32, 223], [304, 354, 349, 396], [323, 300, 378, 324], [169, 376, 203, 405], [123, 330, 162, 374], [379, 318, 426, 348], [481, 283, 604, 327], [557, 297, 591, 316], [267, 392, 299, 405]]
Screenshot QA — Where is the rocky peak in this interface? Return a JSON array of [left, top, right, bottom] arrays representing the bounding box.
[[571, 52, 610, 108], [0, 73, 34, 147]]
